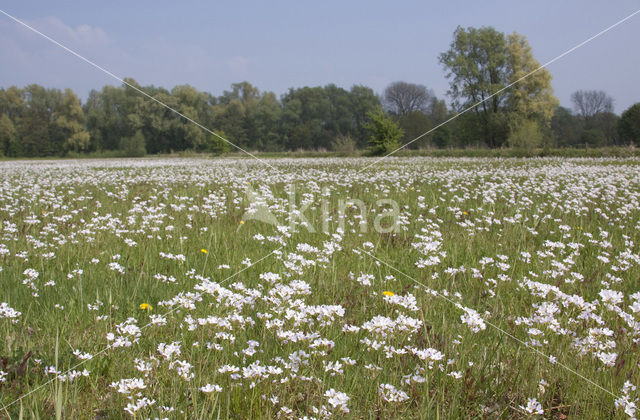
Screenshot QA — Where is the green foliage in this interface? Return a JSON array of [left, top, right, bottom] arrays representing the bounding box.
[[439, 27, 558, 147], [330, 134, 357, 154], [618, 103, 640, 145], [580, 129, 607, 147], [199, 130, 231, 155], [118, 130, 147, 157], [507, 118, 544, 151], [365, 110, 404, 156], [551, 106, 582, 147], [281, 84, 381, 151], [0, 113, 16, 156], [58, 89, 91, 153], [0, 74, 626, 158], [397, 111, 431, 148], [506, 33, 558, 125]]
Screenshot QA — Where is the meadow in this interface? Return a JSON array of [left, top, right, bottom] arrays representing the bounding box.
[[1, 156, 639, 419]]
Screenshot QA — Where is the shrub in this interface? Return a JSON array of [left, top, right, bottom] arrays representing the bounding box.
[[118, 130, 147, 157], [580, 129, 607, 147], [331, 135, 357, 154], [507, 119, 543, 151], [365, 110, 404, 156], [199, 130, 231, 155]]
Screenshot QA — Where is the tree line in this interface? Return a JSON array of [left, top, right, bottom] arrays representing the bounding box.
[[0, 26, 639, 158]]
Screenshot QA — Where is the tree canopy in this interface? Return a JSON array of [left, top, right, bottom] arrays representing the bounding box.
[[439, 26, 558, 147], [0, 25, 635, 157]]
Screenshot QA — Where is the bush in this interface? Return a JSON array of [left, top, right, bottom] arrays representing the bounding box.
[[580, 129, 607, 147], [507, 119, 543, 151], [199, 130, 231, 155], [365, 110, 404, 156], [118, 130, 147, 157], [331, 135, 357, 154]]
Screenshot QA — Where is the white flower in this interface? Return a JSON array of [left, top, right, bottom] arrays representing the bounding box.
[[110, 378, 146, 394], [378, 383, 410, 403], [324, 388, 350, 413], [596, 351, 617, 367], [200, 384, 223, 393], [460, 307, 486, 333], [599, 289, 623, 305], [519, 397, 543, 415], [355, 273, 374, 286]]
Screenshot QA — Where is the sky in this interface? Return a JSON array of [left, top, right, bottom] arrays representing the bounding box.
[[1, 1, 639, 113]]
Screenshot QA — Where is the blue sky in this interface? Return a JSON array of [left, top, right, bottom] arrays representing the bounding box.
[[1, 1, 639, 113]]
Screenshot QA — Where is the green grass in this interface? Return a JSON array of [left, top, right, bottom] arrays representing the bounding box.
[[0, 156, 639, 418]]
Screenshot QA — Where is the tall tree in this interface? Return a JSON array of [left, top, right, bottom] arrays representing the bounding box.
[[0, 86, 25, 121], [20, 84, 63, 156], [280, 86, 331, 150], [506, 32, 558, 126], [348, 85, 381, 147], [245, 91, 282, 151], [551, 106, 582, 147], [439, 26, 509, 147], [440, 26, 557, 147], [0, 114, 17, 156], [84, 85, 128, 151], [57, 88, 90, 153], [570, 90, 617, 146], [571, 90, 614, 119], [618, 103, 640, 145], [397, 112, 431, 148], [383, 82, 434, 116], [0, 87, 24, 156]]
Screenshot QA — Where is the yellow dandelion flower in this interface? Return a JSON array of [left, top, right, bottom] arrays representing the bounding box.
[[239, 220, 245, 225], [139, 303, 152, 311], [462, 211, 468, 215], [383, 291, 394, 297], [201, 248, 208, 254]]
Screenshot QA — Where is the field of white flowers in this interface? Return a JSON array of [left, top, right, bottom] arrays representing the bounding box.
[[1, 157, 640, 419]]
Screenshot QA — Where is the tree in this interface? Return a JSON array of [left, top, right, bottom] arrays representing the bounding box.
[[57, 88, 90, 153], [365, 110, 403, 156], [571, 90, 614, 119], [348, 85, 381, 147], [506, 33, 558, 125], [20, 84, 63, 156], [219, 81, 260, 105], [383, 82, 434, 116], [440, 26, 558, 147], [508, 119, 543, 151], [84, 85, 128, 151], [439, 26, 509, 147], [580, 129, 606, 147], [397, 112, 432, 148], [618, 103, 640, 145], [590, 112, 619, 145], [551, 106, 582, 147], [119, 130, 146, 157], [0, 113, 17, 156], [245, 91, 282, 151], [213, 98, 248, 148], [0, 86, 25, 121]]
